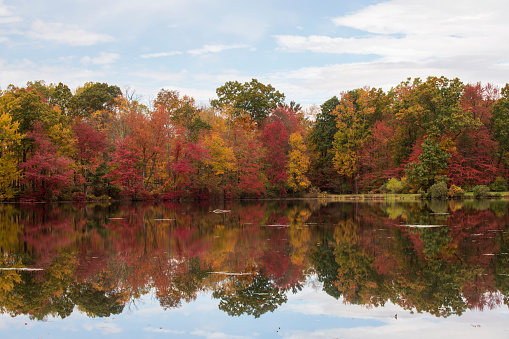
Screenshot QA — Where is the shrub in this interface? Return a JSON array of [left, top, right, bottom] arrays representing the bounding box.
[[150, 190, 161, 200], [72, 192, 86, 202], [135, 190, 153, 201], [489, 177, 507, 192], [98, 195, 110, 201], [161, 190, 185, 201], [305, 186, 323, 198], [428, 182, 448, 199], [472, 185, 490, 199], [386, 178, 405, 194], [448, 185, 465, 199], [58, 193, 72, 201]]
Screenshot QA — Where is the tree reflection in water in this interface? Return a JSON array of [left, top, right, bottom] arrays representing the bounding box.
[[0, 199, 508, 320]]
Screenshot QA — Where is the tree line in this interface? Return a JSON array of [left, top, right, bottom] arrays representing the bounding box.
[[1, 76, 508, 201]]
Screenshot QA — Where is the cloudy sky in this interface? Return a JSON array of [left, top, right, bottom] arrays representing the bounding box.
[[1, 0, 508, 107]]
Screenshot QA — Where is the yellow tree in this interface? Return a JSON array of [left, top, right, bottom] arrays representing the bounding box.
[[286, 132, 310, 193], [202, 131, 236, 197], [204, 105, 266, 198], [332, 88, 378, 193], [47, 119, 77, 159], [0, 110, 24, 199]]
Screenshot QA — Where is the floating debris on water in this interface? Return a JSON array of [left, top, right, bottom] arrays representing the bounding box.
[[212, 209, 231, 214], [398, 224, 447, 228], [209, 272, 252, 276], [0, 268, 44, 271]]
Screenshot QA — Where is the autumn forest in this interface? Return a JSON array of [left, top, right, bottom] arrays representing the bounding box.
[[1, 76, 509, 201]]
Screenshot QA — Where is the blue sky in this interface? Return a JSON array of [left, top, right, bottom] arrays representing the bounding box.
[[1, 0, 508, 107]]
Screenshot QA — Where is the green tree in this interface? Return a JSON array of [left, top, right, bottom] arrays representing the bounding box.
[[491, 84, 509, 166], [386, 178, 405, 194], [405, 138, 450, 191], [68, 82, 122, 120], [26, 80, 72, 113], [155, 90, 210, 142], [212, 275, 287, 318], [332, 88, 379, 193], [392, 76, 476, 164], [71, 283, 125, 317], [0, 86, 64, 165], [310, 96, 340, 161], [211, 79, 285, 125], [308, 96, 342, 192]]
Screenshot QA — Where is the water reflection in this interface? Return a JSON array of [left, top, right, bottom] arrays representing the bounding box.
[[1, 199, 508, 322]]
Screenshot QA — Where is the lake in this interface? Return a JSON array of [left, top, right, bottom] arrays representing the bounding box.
[[1, 199, 509, 338]]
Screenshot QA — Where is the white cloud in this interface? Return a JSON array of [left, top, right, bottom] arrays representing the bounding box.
[[274, 0, 509, 63], [82, 321, 122, 335], [266, 57, 509, 107], [279, 287, 509, 339], [140, 51, 182, 59], [0, 1, 15, 17], [269, 0, 509, 105], [28, 20, 114, 46], [80, 52, 120, 65], [0, 58, 108, 91], [0, 0, 21, 25], [274, 32, 505, 63], [188, 44, 250, 56], [158, 85, 216, 104], [0, 16, 21, 24], [331, 0, 502, 36], [129, 69, 189, 83]]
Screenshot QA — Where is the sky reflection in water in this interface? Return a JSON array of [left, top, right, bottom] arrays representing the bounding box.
[[1, 200, 509, 338]]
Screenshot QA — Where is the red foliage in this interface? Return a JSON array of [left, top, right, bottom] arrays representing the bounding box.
[[126, 107, 171, 183], [266, 106, 302, 136], [448, 151, 498, 187], [448, 126, 499, 187], [73, 121, 106, 162], [166, 133, 209, 197], [227, 128, 266, 198], [261, 120, 289, 194], [20, 122, 73, 200], [170, 135, 208, 177], [72, 192, 86, 201], [105, 137, 144, 198], [460, 82, 498, 125], [358, 121, 397, 191]]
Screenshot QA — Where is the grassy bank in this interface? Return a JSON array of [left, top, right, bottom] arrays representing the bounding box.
[[325, 192, 509, 201], [325, 194, 422, 201]]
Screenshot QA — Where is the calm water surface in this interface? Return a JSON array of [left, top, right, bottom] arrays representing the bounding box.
[[1, 199, 509, 338]]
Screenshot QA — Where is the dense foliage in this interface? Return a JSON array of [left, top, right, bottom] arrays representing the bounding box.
[[0, 76, 508, 201]]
